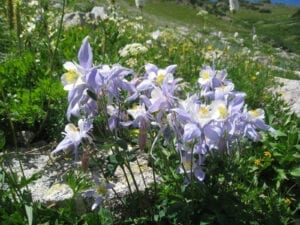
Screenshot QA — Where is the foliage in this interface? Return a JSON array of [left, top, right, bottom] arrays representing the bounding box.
[[0, 0, 299, 224]]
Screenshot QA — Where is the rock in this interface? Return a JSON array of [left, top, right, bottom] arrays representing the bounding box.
[[89, 6, 108, 20], [63, 12, 86, 28], [43, 183, 73, 202], [2, 144, 158, 211], [16, 130, 35, 146], [62, 6, 110, 28], [271, 77, 300, 116]]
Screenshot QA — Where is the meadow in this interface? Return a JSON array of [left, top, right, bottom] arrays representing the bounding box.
[[0, 0, 299, 224]]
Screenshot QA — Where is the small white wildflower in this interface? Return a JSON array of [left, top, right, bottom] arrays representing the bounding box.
[[146, 39, 152, 45], [229, 0, 239, 11], [197, 9, 208, 16], [119, 43, 148, 57], [234, 32, 239, 38], [151, 30, 161, 40], [253, 34, 257, 42], [135, 0, 145, 9]]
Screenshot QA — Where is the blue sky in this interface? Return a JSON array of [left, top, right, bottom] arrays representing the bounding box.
[[271, 0, 300, 6]]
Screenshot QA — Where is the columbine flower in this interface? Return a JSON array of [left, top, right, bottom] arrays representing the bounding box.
[[85, 175, 114, 211], [61, 62, 86, 91], [87, 64, 133, 102], [177, 151, 205, 184], [197, 66, 215, 86], [51, 119, 93, 160], [136, 63, 178, 91], [61, 36, 93, 91], [243, 108, 274, 140]]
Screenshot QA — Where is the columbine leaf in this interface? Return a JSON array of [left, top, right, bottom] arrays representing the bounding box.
[[290, 167, 300, 177], [25, 205, 33, 225]]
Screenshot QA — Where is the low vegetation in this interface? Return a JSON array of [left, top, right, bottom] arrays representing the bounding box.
[[0, 0, 299, 224]]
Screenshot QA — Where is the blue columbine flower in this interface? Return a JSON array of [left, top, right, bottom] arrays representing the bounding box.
[[51, 119, 93, 160]]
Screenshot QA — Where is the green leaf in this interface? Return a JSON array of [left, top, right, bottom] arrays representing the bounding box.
[[25, 204, 33, 225], [290, 167, 300, 177]]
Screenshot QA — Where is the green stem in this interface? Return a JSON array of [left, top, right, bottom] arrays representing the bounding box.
[[120, 163, 133, 196], [50, 0, 66, 74], [1, 89, 17, 148], [124, 159, 140, 194], [136, 157, 147, 189]]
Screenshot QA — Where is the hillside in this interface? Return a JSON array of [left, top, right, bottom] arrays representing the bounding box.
[[113, 0, 300, 65]]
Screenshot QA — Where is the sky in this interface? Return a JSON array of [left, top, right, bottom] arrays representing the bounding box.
[[270, 0, 300, 6]]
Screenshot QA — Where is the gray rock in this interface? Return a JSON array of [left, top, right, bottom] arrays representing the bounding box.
[[271, 77, 300, 116], [2, 144, 158, 210], [16, 130, 35, 146], [89, 6, 108, 20], [63, 12, 86, 28]]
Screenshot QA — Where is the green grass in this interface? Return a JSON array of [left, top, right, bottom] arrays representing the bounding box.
[[118, 0, 300, 71]]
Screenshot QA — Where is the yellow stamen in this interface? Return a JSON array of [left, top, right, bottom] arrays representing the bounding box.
[[199, 106, 209, 116], [201, 71, 210, 80], [249, 109, 260, 117], [218, 106, 227, 118], [156, 72, 165, 85], [65, 70, 79, 83], [97, 185, 107, 196], [182, 161, 192, 171]]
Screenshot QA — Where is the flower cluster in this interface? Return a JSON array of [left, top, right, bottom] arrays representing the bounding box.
[[118, 43, 148, 57], [52, 37, 274, 208]]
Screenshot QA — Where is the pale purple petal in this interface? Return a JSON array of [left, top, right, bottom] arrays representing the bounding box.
[[254, 119, 270, 131], [194, 167, 205, 182], [136, 80, 153, 91], [165, 64, 177, 74], [51, 138, 73, 156], [91, 196, 103, 211], [78, 36, 93, 69], [183, 123, 201, 142]]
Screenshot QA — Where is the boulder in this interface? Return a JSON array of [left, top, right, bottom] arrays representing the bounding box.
[[89, 6, 108, 20], [63, 12, 86, 28]]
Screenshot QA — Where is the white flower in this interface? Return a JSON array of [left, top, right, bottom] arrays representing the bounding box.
[[197, 9, 208, 16], [119, 43, 148, 57], [151, 30, 161, 40], [229, 0, 239, 11], [198, 68, 214, 86], [135, 0, 145, 8], [127, 104, 147, 119], [61, 62, 86, 91], [247, 108, 265, 121]]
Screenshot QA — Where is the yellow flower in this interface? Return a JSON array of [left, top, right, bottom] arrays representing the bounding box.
[[132, 129, 139, 136], [207, 45, 213, 51], [284, 197, 292, 205], [254, 159, 261, 166], [251, 76, 257, 81], [263, 151, 271, 158], [244, 60, 250, 71]]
